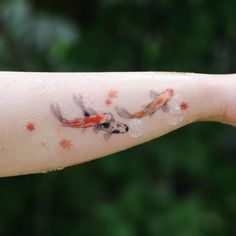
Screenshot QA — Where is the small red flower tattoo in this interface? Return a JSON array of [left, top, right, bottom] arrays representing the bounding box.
[[59, 138, 73, 150], [180, 102, 188, 111], [108, 89, 118, 98], [26, 122, 36, 132], [105, 98, 112, 106]]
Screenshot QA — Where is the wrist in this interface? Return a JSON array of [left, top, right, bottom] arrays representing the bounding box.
[[200, 74, 235, 124], [214, 74, 236, 126]]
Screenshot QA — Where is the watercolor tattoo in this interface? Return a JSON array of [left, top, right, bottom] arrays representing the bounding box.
[[105, 98, 112, 106], [108, 89, 118, 98], [51, 94, 129, 140], [50, 89, 188, 141], [26, 122, 36, 132], [59, 138, 73, 150], [115, 89, 174, 119], [179, 102, 188, 111], [104, 89, 118, 106]]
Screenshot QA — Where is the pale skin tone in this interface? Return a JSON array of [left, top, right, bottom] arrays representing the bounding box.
[[0, 71, 235, 177]]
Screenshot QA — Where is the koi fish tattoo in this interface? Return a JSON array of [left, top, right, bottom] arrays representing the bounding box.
[[115, 89, 174, 119], [50, 88, 186, 141], [51, 95, 129, 140]]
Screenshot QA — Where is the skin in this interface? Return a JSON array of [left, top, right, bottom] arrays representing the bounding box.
[[0, 71, 235, 177]]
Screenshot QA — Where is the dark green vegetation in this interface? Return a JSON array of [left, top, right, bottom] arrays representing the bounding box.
[[0, 0, 236, 235]]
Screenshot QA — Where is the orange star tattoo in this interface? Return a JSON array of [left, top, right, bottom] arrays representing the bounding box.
[[26, 122, 36, 132], [108, 89, 118, 98], [59, 138, 73, 150]]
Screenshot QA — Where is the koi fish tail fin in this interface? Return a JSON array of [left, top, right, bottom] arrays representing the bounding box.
[[50, 103, 64, 124], [73, 94, 90, 117], [115, 105, 133, 119]]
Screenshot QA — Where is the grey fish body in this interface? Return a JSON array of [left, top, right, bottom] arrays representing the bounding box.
[[95, 121, 129, 140], [95, 121, 129, 134]]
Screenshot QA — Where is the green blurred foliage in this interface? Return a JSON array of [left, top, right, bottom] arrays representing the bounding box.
[[0, 0, 236, 235]]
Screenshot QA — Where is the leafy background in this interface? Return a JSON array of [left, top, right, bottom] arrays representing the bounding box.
[[0, 0, 236, 235]]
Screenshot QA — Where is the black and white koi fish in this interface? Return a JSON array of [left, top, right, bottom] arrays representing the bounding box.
[[94, 117, 129, 140], [72, 94, 129, 140]]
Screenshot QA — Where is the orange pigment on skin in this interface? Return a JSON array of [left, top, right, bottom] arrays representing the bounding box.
[[26, 122, 36, 132], [59, 138, 73, 150]]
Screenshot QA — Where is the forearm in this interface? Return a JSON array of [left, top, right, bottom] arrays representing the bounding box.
[[0, 72, 230, 177]]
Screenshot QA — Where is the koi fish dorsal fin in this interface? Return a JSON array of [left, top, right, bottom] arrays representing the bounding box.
[[109, 113, 115, 121], [87, 107, 97, 115], [149, 90, 160, 99], [161, 104, 170, 113], [149, 111, 156, 117], [50, 103, 63, 123], [93, 125, 100, 134], [73, 94, 84, 108], [73, 94, 90, 117]]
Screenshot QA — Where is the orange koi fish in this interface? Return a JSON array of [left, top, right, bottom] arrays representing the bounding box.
[[115, 89, 174, 119], [51, 95, 113, 128]]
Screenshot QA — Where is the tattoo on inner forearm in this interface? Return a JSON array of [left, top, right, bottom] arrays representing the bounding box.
[[11, 88, 188, 153], [50, 88, 188, 143]]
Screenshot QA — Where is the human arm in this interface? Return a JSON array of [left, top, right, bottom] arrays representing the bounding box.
[[0, 71, 232, 177]]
